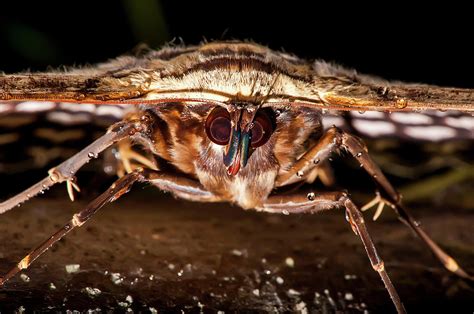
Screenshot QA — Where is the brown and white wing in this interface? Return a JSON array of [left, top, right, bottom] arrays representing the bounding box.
[[0, 101, 131, 174], [322, 110, 474, 142], [311, 61, 474, 113], [0, 101, 130, 124], [314, 61, 473, 141]]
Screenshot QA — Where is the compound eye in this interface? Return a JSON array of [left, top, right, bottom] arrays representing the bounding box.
[[205, 107, 231, 145], [250, 111, 274, 148]]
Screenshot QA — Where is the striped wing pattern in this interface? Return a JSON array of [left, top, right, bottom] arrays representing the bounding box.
[[0, 101, 471, 174], [0, 102, 131, 173], [323, 110, 474, 141]]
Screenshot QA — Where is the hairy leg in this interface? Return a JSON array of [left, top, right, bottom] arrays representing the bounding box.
[[260, 190, 406, 314], [0, 115, 154, 214], [0, 167, 218, 285], [275, 126, 472, 280]]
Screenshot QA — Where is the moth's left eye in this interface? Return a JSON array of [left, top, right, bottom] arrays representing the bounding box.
[[250, 111, 274, 148], [205, 107, 231, 145]]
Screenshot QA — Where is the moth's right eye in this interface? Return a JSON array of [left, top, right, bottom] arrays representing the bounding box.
[[205, 107, 231, 145]]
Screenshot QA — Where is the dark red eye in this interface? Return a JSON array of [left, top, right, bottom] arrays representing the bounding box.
[[250, 111, 274, 148], [205, 107, 231, 145]]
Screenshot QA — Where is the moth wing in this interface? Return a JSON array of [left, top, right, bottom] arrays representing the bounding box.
[[0, 70, 149, 104], [322, 110, 474, 141], [312, 61, 474, 113]]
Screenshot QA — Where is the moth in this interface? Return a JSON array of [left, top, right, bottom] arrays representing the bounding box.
[[0, 41, 473, 313]]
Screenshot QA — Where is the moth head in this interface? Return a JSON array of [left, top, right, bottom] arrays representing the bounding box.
[[204, 104, 275, 175]]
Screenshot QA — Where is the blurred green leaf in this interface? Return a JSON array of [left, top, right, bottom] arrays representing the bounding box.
[[399, 165, 474, 206], [122, 0, 169, 47], [4, 23, 59, 63]]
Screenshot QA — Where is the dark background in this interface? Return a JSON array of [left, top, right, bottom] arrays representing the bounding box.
[[0, 1, 473, 88]]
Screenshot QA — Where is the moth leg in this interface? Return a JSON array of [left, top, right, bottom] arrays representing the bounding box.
[[339, 129, 474, 281], [276, 126, 473, 280], [276, 127, 342, 187], [361, 191, 389, 221], [0, 115, 154, 215], [260, 191, 406, 314], [303, 159, 335, 187], [0, 167, 156, 286], [116, 138, 158, 177], [260, 190, 344, 214], [146, 172, 220, 203], [0, 167, 219, 286]]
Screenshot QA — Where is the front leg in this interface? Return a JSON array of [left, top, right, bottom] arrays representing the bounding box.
[[147, 172, 220, 203], [276, 127, 342, 187], [0, 168, 154, 285], [0, 167, 219, 286], [276, 126, 473, 280], [260, 191, 406, 314], [0, 114, 155, 214], [276, 127, 397, 199]]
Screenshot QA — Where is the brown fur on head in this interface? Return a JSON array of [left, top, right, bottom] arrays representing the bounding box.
[[140, 101, 322, 208]]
